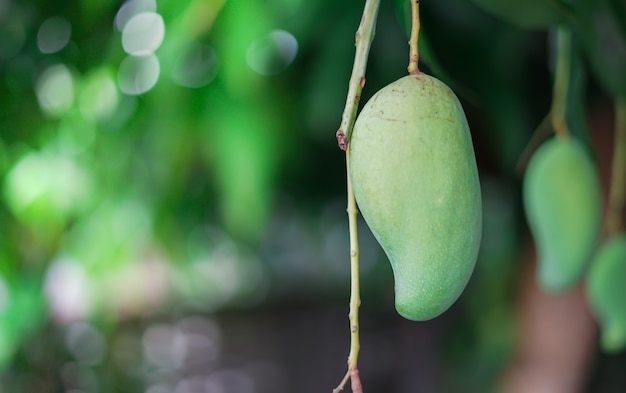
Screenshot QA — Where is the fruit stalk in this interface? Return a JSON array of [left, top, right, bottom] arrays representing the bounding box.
[[333, 151, 363, 393], [517, 27, 585, 172], [334, 0, 381, 391], [336, 0, 381, 150], [606, 97, 626, 235], [407, 0, 420, 75], [550, 27, 572, 138], [346, 150, 362, 389], [586, 100, 626, 354]]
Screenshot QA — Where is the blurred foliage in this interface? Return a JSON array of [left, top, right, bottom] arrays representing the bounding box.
[[0, 0, 624, 392]]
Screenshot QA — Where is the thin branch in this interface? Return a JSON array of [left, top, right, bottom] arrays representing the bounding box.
[[516, 113, 553, 174], [345, 149, 362, 392], [550, 27, 572, 138], [332, 93, 365, 393], [407, 0, 421, 75], [333, 1, 381, 392], [336, 0, 381, 150], [332, 370, 350, 393], [606, 97, 626, 235]]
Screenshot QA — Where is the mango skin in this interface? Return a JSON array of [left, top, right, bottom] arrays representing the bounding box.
[[349, 74, 482, 321], [523, 137, 601, 291], [587, 235, 626, 353]]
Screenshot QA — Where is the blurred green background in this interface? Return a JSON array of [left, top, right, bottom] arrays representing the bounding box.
[[0, 0, 625, 392]]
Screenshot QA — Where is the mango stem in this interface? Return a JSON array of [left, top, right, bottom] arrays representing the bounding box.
[[347, 149, 362, 383], [332, 137, 364, 393], [550, 27, 572, 138], [407, 0, 421, 75], [606, 97, 626, 235], [336, 0, 381, 149], [333, 0, 380, 391]]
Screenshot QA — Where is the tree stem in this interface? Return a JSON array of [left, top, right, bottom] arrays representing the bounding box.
[[346, 148, 361, 370], [332, 155, 363, 393], [606, 97, 626, 235], [336, 0, 381, 150], [407, 0, 421, 75], [333, 1, 381, 392], [551, 27, 572, 138]]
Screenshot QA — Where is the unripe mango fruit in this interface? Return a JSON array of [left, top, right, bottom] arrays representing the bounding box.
[[587, 235, 626, 353], [523, 137, 601, 291], [349, 74, 482, 321]]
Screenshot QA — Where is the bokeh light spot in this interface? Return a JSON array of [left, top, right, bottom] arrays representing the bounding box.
[[3, 151, 92, 217], [172, 43, 218, 88], [205, 369, 255, 393], [78, 69, 119, 121], [65, 322, 106, 366], [44, 257, 92, 323], [36, 64, 75, 117], [142, 324, 184, 369], [145, 384, 171, 393], [118, 54, 160, 95], [174, 376, 207, 393], [246, 30, 298, 75], [122, 12, 164, 56], [176, 316, 221, 368], [115, 0, 157, 32], [37, 16, 71, 54]]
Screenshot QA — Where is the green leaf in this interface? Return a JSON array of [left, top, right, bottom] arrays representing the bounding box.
[[577, 0, 626, 97], [469, 0, 570, 29]]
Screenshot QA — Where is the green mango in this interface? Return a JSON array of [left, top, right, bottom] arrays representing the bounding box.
[[349, 74, 482, 321], [587, 234, 626, 353], [523, 137, 601, 291]]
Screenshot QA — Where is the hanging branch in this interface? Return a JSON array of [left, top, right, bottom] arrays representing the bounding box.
[[606, 97, 626, 235], [407, 0, 421, 75], [550, 27, 572, 138], [333, 0, 381, 392], [332, 155, 362, 393], [516, 27, 578, 172], [335, 0, 381, 150]]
